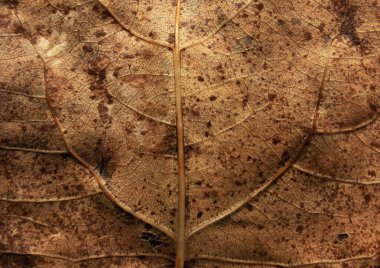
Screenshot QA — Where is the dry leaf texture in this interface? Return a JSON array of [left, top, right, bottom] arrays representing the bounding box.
[[0, 0, 379, 267]]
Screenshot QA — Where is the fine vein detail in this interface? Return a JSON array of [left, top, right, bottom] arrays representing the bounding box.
[[186, 36, 336, 238]]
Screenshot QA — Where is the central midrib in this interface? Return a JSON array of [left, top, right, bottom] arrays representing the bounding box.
[[173, 0, 186, 267]]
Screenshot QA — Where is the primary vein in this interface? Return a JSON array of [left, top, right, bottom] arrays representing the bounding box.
[[174, 1, 186, 267]]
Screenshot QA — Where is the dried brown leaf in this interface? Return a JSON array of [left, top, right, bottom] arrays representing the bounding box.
[[0, 0, 379, 267]]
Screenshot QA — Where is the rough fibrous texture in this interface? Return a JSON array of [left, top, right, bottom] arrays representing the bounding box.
[[0, 0, 379, 267]]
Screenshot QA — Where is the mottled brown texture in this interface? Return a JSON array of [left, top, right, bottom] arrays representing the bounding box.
[[0, 0, 379, 267]]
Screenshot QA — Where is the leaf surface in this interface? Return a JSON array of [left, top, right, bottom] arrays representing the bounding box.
[[0, 0, 379, 267]]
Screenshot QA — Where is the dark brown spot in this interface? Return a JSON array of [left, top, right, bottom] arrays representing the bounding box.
[[368, 170, 376, 177], [363, 194, 372, 203], [191, 109, 200, 116], [5, 255, 36, 267], [167, 33, 175, 44], [245, 203, 254, 211], [124, 54, 135, 59], [170, 208, 176, 217], [97, 101, 112, 124], [15, 25, 25, 34], [340, 11, 360, 45], [141, 232, 162, 248], [332, 0, 361, 45], [216, 64, 224, 73], [151, 131, 177, 155], [296, 225, 304, 233], [304, 31, 312, 41], [337, 233, 349, 242], [279, 150, 290, 166], [197, 211, 203, 218], [142, 49, 154, 59], [277, 19, 285, 25], [195, 180, 203, 186], [98, 156, 111, 179], [113, 67, 123, 78], [268, 93, 276, 101], [82, 44, 94, 53], [95, 30, 107, 37], [317, 22, 325, 32], [255, 3, 264, 11], [209, 95, 217, 101], [101, 10, 111, 19], [367, 97, 379, 113], [197, 76, 204, 82], [5, 0, 19, 7], [98, 69, 106, 81]]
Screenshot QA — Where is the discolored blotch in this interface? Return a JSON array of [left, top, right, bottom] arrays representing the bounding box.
[[82, 43, 94, 53], [0, 12, 11, 27], [98, 155, 111, 179], [197, 211, 203, 218], [318, 22, 325, 32], [245, 203, 254, 211], [97, 101, 112, 124], [363, 194, 372, 204], [144, 223, 152, 230], [151, 130, 177, 155], [95, 29, 107, 37], [332, 0, 361, 45], [141, 232, 162, 248], [268, 93, 276, 101], [255, 3, 264, 11], [141, 49, 155, 59], [277, 19, 285, 25], [3, 254, 36, 267], [209, 95, 217, 101], [87, 57, 109, 92], [296, 225, 304, 233], [242, 94, 249, 107], [203, 190, 218, 199], [197, 76, 204, 82], [278, 150, 290, 166], [15, 25, 26, 34], [340, 10, 360, 45], [336, 233, 349, 242], [304, 31, 312, 41], [101, 10, 112, 20], [194, 180, 203, 186], [167, 33, 175, 44], [368, 170, 376, 177], [190, 109, 200, 117], [367, 96, 379, 113], [5, 0, 19, 7]]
